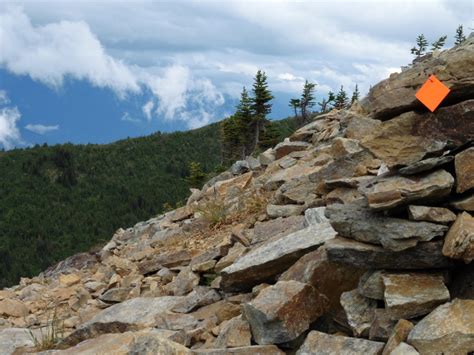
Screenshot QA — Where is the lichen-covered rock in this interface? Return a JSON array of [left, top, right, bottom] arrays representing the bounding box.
[[407, 205, 456, 224], [243, 281, 328, 345], [340, 289, 377, 337], [215, 315, 251, 349], [382, 319, 414, 355], [358, 270, 384, 300], [455, 147, 474, 193], [442, 211, 474, 263]]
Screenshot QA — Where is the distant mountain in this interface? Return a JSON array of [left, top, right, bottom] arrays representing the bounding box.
[[0, 117, 297, 287]]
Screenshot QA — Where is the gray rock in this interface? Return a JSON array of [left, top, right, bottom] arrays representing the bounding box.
[[138, 250, 192, 275], [358, 270, 385, 300], [304, 206, 330, 226], [230, 160, 250, 175], [258, 148, 275, 166], [340, 289, 377, 337], [215, 315, 251, 349], [325, 237, 453, 270], [172, 286, 221, 313], [390, 342, 420, 355], [251, 215, 305, 245], [274, 141, 310, 160], [325, 201, 448, 251], [246, 156, 261, 170], [407, 205, 457, 224], [193, 345, 285, 354], [99, 287, 132, 303], [167, 267, 200, 296], [266, 204, 304, 218], [154, 312, 200, 331], [398, 156, 453, 175], [0, 328, 34, 355]]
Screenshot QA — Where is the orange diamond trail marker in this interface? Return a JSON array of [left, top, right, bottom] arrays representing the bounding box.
[[415, 74, 450, 112]]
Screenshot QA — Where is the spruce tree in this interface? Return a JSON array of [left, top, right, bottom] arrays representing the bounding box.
[[351, 84, 360, 105], [317, 91, 335, 113], [251, 70, 273, 150], [289, 99, 301, 117], [186, 162, 206, 188], [411, 34, 428, 57], [334, 86, 348, 109], [431, 35, 447, 50], [234, 87, 254, 158], [300, 80, 316, 123], [455, 25, 466, 45]]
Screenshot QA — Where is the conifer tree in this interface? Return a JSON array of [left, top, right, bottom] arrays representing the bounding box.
[[289, 99, 300, 117], [300, 80, 316, 123], [317, 91, 335, 113], [455, 25, 466, 45], [334, 86, 348, 109], [234, 87, 253, 157], [351, 84, 360, 105], [221, 116, 242, 163], [186, 161, 206, 188], [431, 35, 447, 50], [411, 34, 428, 57], [251, 70, 273, 150]]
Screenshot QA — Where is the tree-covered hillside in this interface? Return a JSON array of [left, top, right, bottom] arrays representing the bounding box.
[[0, 118, 298, 287]]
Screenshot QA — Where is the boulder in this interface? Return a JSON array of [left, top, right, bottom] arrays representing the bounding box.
[[274, 176, 319, 205], [382, 273, 450, 320], [382, 319, 414, 355], [442, 211, 474, 263], [167, 267, 200, 296], [138, 250, 192, 275], [390, 342, 420, 355], [455, 147, 474, 194], [0, 328, 34, 355], [407, 205, 456, 224], [251, 215, 305, 245], [220, 222, 336, 292], [172, 287, 221, 313], [266, 204, 304, 218], [230, 160, 250, 175], [340, 289, 377, 337], [325, 201, 448, 251], [0, 298, 29, 317], [358, 270, 385, 300], [59, 273, 81, 287], [360, 37, 474, 120], [369, 309, 398, 341], [296, 330, 384, 355], [398, 155, 454, 175], [274, 141, 310, 160], [246, 156, 261, 170], [215, 315, 251, 349], [258, 149, 276, 166], [364, 169, 454, 210], [325, 237, 453, 270], [243, 281, 328, 344], [207, 172, 253, 197], [99, 287, 131, 303], [407, 299, 474, 354], [193, 345, 284, 354]]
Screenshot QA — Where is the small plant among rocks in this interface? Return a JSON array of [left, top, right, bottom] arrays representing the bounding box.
[[27, 307, 64, 351]]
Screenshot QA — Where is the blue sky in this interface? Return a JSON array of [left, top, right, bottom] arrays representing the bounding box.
[[0, 1, 472, 149]]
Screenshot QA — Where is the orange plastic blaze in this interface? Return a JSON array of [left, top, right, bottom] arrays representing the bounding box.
[[415, 74, 450, 112]]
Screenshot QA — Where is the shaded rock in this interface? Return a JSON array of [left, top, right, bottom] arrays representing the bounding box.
[[264, 164, 319, 191], [325, 201, 448, 251], [450, 192, 474, 211], [407, 205, 456, 224], [279, 247, 364, 311], [340, 289, 377, 337], [243, 281, 328, 344], [214, 244, 247, 273], [455, 147, 474, 193], [364, 169, 454, 210], [0, 298, 28, 317], [358, 270, 385, 300], [407, 299, 474, 354], [274, 141, 310, 160], [190, 300, 240, 325], [154, 312, 199, 331], [325, 187, 364, 205], [193, 345, 284, 354], [296, 330, 384, 355], [382, 319, 414, 355], [369, 309, 398, 341], [138, 250, 192, 275], [450, 263, 474, 299], [325, 237, 453, 269], [0, 328, 34, 355], [221, 222, 336, 292], [266, 204, 304, 218], [168, 267, 200, 296], [251, 215, 305, 245], [382, 273, 450, 320], [230, 160, 250, 175], [172, 286, 221, 313], [41, 252, 98, 279], [99, 287, 131, 303], [442, 211, 474, 262], [215, 315, 251, 349], [398, 156, 453, 175], [258, 148, 276, 166], [191, 260, 216, 273]]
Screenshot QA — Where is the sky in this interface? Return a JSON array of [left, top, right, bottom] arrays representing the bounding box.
[[0, 0, 472, 149]]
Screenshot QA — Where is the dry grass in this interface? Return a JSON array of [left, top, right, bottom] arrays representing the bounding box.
[[27, 307, 64, 351]]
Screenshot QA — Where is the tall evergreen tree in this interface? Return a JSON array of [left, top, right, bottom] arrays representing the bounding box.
[[234, 87, 253, 157], [251, 70, 273, 150], [289, 99, 301, 117], [334, 86, 348, 109], [186, 161, 206, 188], [411, 34, 428, 57], [431, 35, 447, 50], [351, 84, 360, 105], [455, 25, 466, 45], [300, 80, 316, 123]]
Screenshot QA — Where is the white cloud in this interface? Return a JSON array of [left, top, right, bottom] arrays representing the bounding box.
[[25, 123, 59, 134], [142, 100, 154, 121], [121, 112, 141, 123], [0, 106, 21, 150], [0, 90, 10, 105]]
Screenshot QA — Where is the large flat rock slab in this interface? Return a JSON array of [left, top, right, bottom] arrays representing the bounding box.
[[0, 328, 34, 355]]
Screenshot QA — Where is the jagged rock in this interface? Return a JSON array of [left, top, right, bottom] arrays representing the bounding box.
[[172, 286, 221, 313], [99, 287, 132, 303], [167, 267, 200, 296], [407, 299, 474, 354], [398, 156, 453, 175], [190, 300, 240, 325], [251, 215, 305, 245], [408, 205, 456, 224], [230, 160, 250, 175], [382, 273, 449, 320], [340, 289, 377, 337], [221, 221, 336, 292], [325, 201, 448, 251], [369, 309, 398, 341], [208, 172, 253, 197], [264, 163, 319, 191], [243, 281, 328, 344], [296, 330, 384, 355], [274, 176, 319, 205], [266, 204, 304, 218], [0, 328, 34, 354], [364, 169, 454, 210], [360, 37, 474, 120], [442, 211, 474, 262], [325, 237, 453, 269], [456, 148, 474, 193], [59, 273, 81, 287], [382, 319, 414, 355], [214, 243, 247, 273], [41, 252, 98, 279], [169, 206, 193, 222], [258, 148, 275, 166], [138, 250, 192, 275], [274, 141, 310, 160], [304, 206, 329, 226], [328, 137, 364, 158], [246, 156, 261, 170], [0, 298, 29, 317], [278, 156, 297, 169], [193, 345, 284, 354], [154, 312, 199, 331], [191, 260, 216, 273], [215, 315, 251, 348], [279, 247, 364, 310], [358, 270, 384, 300], [451, 192, 474, 211], [325, 187, 364, 205], [390, 342, 420, 355]]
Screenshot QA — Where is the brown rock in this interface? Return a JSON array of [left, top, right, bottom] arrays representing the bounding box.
[[369, 309, 398, 341], [398, 155, 454, 175], [455, 147, 474, 193], [59, 273, 81, 287], [274, 140, 311, 160], [266, 204, 304, 218], [390, 342, 420, 354], [243, 281, 328, 344], [193, 345, 285, 354], [382, 319, 414, 355], [99, 287, 132, 303], [190, 300, 241, 325], [215, 315, 251, 349], [167, 267, 200, 296], [382, 273, 450, 320], [138, 250, 192, 275], [154, 312, 199, 331], [451, 192, 474, 212], [407, 299, 474, 354], [251, 215, 305, 245], [408, 205, 456, 224], [340, 289, 377, 337], [0, 299, 29, 317], [365, 169, 454, 210], [442, 211, 474, 262], [358, 270, 384, 300], [172, 286, 221, 313], [296, 330, 384, 355]]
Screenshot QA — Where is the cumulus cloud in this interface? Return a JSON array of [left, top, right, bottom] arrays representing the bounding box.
[[0, 107, 21, 150], [25, 124, 59, 134]]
